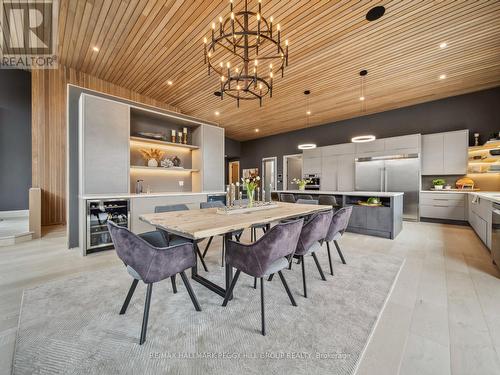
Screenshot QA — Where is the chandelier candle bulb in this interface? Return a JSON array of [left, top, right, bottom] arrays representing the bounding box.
[[230, 0, 233, 11], [219, 16, 223, 35], [258, 0, 261, 13]]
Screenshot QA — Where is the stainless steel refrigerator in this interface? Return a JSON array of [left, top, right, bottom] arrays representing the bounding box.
[[355, 154, 420, 220]]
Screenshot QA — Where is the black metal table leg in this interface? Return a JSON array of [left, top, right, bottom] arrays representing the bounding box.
[[224, 233, 233, 300]]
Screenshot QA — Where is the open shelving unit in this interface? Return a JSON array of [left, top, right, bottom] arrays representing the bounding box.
[[468, 141, 500, 174], [130, 166, 199, 173], [130, 136, 199, 150]]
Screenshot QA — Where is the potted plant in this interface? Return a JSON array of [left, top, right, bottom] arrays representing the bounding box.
[[292, 178, 312, 191], [432, 178, 446, 190], [241, 175, 260, 207]]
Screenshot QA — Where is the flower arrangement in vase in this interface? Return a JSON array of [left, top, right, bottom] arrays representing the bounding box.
[[241, 175, 260, 207], [292, 178, 312, 190], [140, 148, 164, 167]]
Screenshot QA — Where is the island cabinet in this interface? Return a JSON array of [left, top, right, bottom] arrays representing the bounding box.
[[80, 94, 130, 195], [421, 130, 468, 175]]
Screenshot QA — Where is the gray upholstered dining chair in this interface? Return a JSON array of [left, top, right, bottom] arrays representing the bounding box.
[[290, 209, 333, 298], [107, 221, 201, 345], [296, 194, 314, 200], [222, 218, 304, 336], [199, 201, 243, 266], [154, 204, 208, 272], [280, 193, 296, 203], [318, 195, 340, 208], [296, 199, 318, 205], [233, 199, 268, 242], [323, 206, 353, 275]]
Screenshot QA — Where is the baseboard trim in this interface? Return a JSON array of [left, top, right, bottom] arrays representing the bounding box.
[[0, 210, 29, 218], [420, 217, 469, 226]]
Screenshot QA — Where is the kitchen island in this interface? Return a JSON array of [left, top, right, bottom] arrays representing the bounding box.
[[274, 190, 404, 239]]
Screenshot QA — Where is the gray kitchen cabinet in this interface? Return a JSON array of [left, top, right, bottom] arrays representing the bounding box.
[[420, 192, 467, 221], [384, 134, 421, 152], [468, 194, 492, 249], [322, 143, 355, 156], [80, 94, 130, 195], [200, 124, 225, 192], [337, 154, 355, 191], [421, 130, 468, 175], [366, 206, 393, 232], [321, 155, 338, 190], [355, 138, 385, 155]]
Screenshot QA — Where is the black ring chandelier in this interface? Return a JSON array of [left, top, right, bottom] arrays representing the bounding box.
[[203, 0, 289, 107]]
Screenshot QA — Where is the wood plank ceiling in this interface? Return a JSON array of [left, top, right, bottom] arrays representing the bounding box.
[[56, 0, 500, 140]]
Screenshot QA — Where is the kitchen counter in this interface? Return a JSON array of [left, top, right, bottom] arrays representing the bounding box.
[[274, 190, 404, 197], [80, 191, 226, 200]]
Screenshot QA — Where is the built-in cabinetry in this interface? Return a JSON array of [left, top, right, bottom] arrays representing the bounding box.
[[320, 143, 355, 191], [80, 95, 130, 195], [421, 130, 468, 175], [420, 192, 467, 221], [468, 194, 492, 249], [302, 148, 322, 175], [356, 134, 420, 157]]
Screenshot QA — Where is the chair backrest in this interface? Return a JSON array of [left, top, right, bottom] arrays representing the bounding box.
[[297, 194, 313, 200], [295, 209, 333, 255], [280, 193, 296, 203], [154, 204, 189, 213], [318, 195, 338, 207], [200, 200, 224, 209], [296, 198, 318, 205], [325, 206, 353, 241], [226, 218, 304, 277], [108, 221, 194, 283]]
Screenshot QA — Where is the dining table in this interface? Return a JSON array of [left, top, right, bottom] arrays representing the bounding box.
[[140, 201, 332, 299]]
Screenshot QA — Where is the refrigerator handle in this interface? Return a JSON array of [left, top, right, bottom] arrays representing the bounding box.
[[384, 168, 388, 192], [379, 168, 384, 192]]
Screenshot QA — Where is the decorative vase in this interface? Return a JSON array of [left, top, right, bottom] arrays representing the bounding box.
[[148, 159, 158, 167], [172, 156, 181, 167], [298, 184, 306, 191], [434, 185, 443, 190], [247, 188, 255, 208]]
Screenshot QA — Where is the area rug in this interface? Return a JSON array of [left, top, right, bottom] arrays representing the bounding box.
[[12, 241, 403, 375]]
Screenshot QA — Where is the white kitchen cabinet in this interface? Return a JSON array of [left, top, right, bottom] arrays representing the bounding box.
[[421, 130, 468, 175], [355, 139, 385, 155], [303, 148, 322, 158], [337, 154, 355, 191], [197, 124, 225, 192], [322, 143, 355, 156], [321, 156, 338, 190], [303, 157, 322, 175], [443, 130, 469, 174], [384, 134, 421, 154], [419, 192, 466, 221], [80, 94, 130, 195]]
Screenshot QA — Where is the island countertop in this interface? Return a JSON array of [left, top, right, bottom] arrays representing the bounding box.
[[274, 190, 404, 197]]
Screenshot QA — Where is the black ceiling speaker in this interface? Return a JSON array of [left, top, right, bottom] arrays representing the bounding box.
[[359, 70, 368, 76], [366, 6, 385, 21], [304, 90, 311, 95]]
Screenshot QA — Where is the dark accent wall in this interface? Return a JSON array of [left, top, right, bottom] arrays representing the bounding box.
[[0, 70, 32, 211], [240, 87, 500, 189]]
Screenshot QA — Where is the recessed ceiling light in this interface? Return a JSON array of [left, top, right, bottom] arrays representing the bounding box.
[[351, 135, 376, 143], [214, 111, 220, 116], [92, 46, 99, 52], [366, 6, 385, 21], [167, 80, 173, 85], [306, 110, 311, 115], [439, 74, 446, 80], [255, 128, 260, 133], [439, 42, 447, 49], [298, 143, 317, 150], [359, 96, 365, 101]]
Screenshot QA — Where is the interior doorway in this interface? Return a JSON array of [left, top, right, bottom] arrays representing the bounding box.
[[228, 161, 240, 184], [283, 154, 303, 190], [261, 157, 278, 191]]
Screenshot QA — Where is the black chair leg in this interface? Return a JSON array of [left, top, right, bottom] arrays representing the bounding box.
[[334, 240, 347, 264], [195, 243, 209, 272], [139, 283, 153, 345], [222, 269, 241, 306], [261, 277, 266, 336], [221, 237, 225, 267], [201, 236, 213, 258], [253, 277, 257, 289], [171, 275, 177, 293], [326, 242, 334, 276], [120, 279, 138, 315], [301, 255, 307, 298], [267, 273, 274, 281], [278, 271, 297, 306], [312, 252, 327, 281], [179, 271, 201, 311]]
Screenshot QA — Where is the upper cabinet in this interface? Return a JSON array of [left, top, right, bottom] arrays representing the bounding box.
[[302, 148, 322, 175], [80, 94, 130, 195], [421, 130, 468, 175], [192, 125, 225, 192], [355, 139, 385, 155], [384, 134, 421, 154]]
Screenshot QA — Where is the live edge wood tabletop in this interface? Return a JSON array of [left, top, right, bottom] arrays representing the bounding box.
[[139, 202, 332, 240]]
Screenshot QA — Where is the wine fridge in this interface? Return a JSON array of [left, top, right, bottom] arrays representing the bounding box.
[[86, 198, 130, 253]]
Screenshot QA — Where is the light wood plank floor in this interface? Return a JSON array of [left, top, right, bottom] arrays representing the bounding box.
[[1, 222, 499, 375]]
